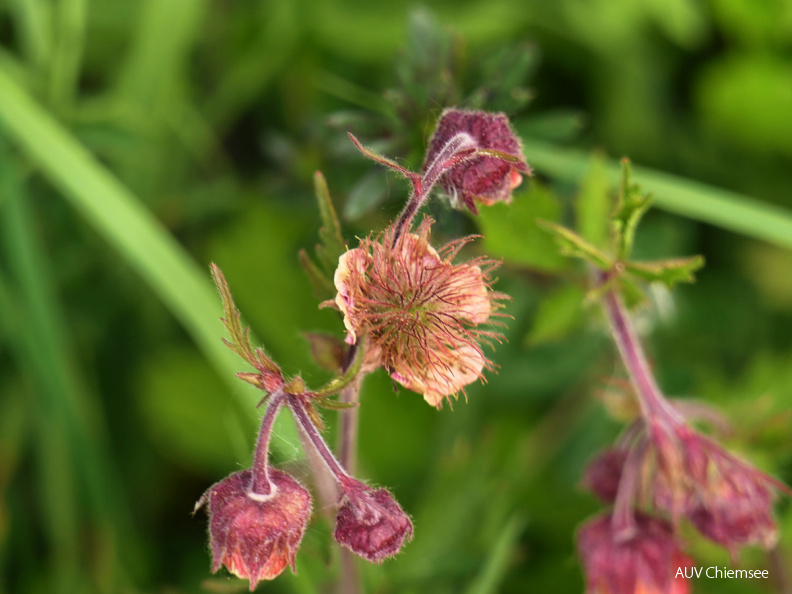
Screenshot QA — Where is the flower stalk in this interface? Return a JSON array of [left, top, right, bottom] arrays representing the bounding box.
[[250, 391, 285, 496]]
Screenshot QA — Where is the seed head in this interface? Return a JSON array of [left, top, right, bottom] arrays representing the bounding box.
[[195, 469, 312, 590], [424, 109, 530, 214], [334, 477, 413, 563], [333, 218, 507, 407]]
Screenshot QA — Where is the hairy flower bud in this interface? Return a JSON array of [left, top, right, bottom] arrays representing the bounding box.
[[582, 448, 628, 504], [653, 427, 783, 555], [195, 469, 312, 590], [424, 109, 530, 214], [577, 513, 692, 594], [334, 477, 413, 563], [332, 218, 506, 407]]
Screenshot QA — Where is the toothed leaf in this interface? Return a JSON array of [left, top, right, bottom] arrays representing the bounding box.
[[625, 256, 705, 287], [612, 158, 652, 260], [537, 220, 612, 269]]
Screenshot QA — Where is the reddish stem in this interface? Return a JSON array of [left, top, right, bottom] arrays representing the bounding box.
[[288, 395, 351, 483], [597, 270, 684, 428], [250, 391, 285, 496]]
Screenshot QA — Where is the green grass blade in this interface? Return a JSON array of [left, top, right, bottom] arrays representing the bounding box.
[[465, 514, 525, 594], [48, 0, 87, 109], [521, 138, 792, 252], [0, 67, 296, 454]]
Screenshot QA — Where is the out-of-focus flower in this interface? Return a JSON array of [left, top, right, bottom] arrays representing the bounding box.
[[334, 477, 413, 563], [332, 218, 506, 407], [577, 513, 692, 594], [423, 109, 530, 214], [195, 469, 312, 591], [653, 427, 783, 556], [582, 448, 628, 504]]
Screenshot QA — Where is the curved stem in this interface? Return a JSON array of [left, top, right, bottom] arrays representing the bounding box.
[[288, 395, 350, 482], [338, 341, 363, 474], [250, 391, 285, 496], [391, 132, 477, 244], [596, 270, 685, 427]]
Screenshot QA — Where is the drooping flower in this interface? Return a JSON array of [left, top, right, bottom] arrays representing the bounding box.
[[332, 218, 507, 407], [423, 109, 530, 214], [581, 447, 629, 504], [577, 513, 692, 594], [334, 477, 413, 563], [195, 468, 312, 590], [652, 425, 783, 556]]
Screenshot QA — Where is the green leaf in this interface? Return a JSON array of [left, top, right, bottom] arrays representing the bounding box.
[[536, 220, 612, 269], [0, 67, 300, 455], [478, 183, 567, 271], [313, 338, 365, 398], [612, 158, 652, 260], [299, 248, 336, 300], [526, 285, 586, 346], [576, 152, 611, 249], [625, 255, 705, 287], [343, 169, 388, 222], [314, 171, 346, 272], [519, 138, 792, 253]]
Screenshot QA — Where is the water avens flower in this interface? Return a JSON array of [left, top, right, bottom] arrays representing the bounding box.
[[332, 218, 507, 407], [577, 513, 692, 594], [334, 477, 413, 563], [195, 468, 312, 590], [423, 109, 530, 214], [651, 426, 783, 556]]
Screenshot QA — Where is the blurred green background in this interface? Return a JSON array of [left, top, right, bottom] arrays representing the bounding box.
[[1, 1, 792, 593]]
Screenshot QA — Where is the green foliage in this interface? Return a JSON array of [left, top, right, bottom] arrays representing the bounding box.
[[299, 172, 347, 301], [612, 158, 652, 260], [478, 183, 567, 271], [1, 2, 791, 593]]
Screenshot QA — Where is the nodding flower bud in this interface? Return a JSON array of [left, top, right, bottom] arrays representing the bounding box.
[[577, 513, 692, 594], [334, 477, 413, 563], [653, 426, 783, 556], [195, 469, 312, 591], [423, 109, 530, 214], [332, 218, 507, 408], [581, 448, 628, 504]]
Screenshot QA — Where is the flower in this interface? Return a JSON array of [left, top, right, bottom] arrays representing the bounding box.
[[652, 427, 783, 556], [333, 218, 506, 407], [423, 109, 530, 214], [195, 468, 312, 590], [582, 448, 628, 504], [577, 513, 692, 594], [334, 477, 413, 562]]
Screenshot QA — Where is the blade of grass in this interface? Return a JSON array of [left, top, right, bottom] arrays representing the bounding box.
[[521, 138, 792, 252], [0, 182, 83, 594], [8, 0, 52, 72], [118, 0, 207, 108], [465, 514, 525, 594], [0, 67, 297, 455], [49, 0, 87, 110]]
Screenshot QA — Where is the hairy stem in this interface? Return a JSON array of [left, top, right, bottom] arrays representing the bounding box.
[[250, 391, 285, 496], [336, 343, 364, 594], [338, 341, 363, 473], [597, 270, 684, 427], [392, 132, 477, 244], [288, 395, 350, 482]]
